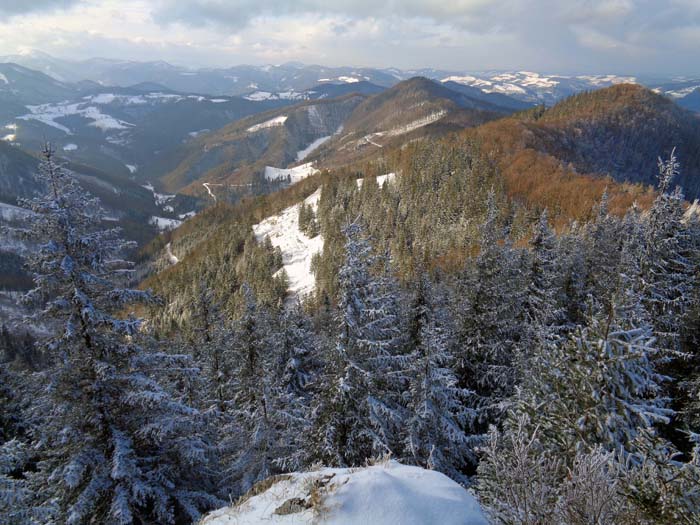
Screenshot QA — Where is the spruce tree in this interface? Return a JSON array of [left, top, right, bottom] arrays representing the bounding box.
[[15, 145, 221, 524]]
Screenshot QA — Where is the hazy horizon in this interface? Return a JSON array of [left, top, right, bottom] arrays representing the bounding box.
[[0, 1, 699, 76]]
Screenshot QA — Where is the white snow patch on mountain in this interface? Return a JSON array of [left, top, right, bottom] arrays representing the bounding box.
[[63, 143, 77, 151], [126, 164, 137, 173], [142, 182, 175, 207], [264, 162, 319, 184], [254, 187, 322, 297], [385, 110, 447, 137], [201, 461, 486, 525], [247, 115, 288, 133], [356, 172, 396, 188], [254, 173, 396, 298], [244, 91, 307, 101], [0, 202, 33, 221], [0, 73, 8, 84], [338, 76, 360, 83], [149, 216, 182, 231], [296, 136, 331, 161], [2, 133, 16, 142], [19, 102, 133, 134]]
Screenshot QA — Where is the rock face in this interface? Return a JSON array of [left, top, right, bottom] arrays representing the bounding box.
[[200, 461, 488, 525]]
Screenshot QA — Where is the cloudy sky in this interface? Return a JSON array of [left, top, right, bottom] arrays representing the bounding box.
[[0, 0, 699, 74]]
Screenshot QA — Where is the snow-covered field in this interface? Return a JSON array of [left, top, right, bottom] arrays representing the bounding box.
[[142, 182, 175, 207], [247, 115, 288, 133], [200, 461, 487, 525], [296, 135, 332, 161], [19, 102, 134, 134], [149, 216, 182, 231], [264, 162, 319, 184], [244, 90, 307, 101], [0, 201, 34, 221], [254, 173, 395, 298], [385, 110, 447, 137], [254, 188, 323, 297]]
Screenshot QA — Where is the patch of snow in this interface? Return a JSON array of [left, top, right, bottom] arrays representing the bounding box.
[[2, 133, 16, 142], [165, 242, 179, 265], [142, 182, 176, 207], [356, 172, 396, 188], [126, 164, 137, 173], [0, 201, 33, 221], [202, 182, 219, 202], [0, 73, 8, 84], [189, 129, 210, 138], [296, 135, 331, 161], [63, 143, 77, 151], [201, 461, 486, 525], [254, 188, 323, 297], [385, 111, 447, 137], [247, 115, 288, 133], [18, 102, 133, 135], [149, 216, 182, 231], [245, 91, 307, 101], [210, 98, 228, 103], [338, 76, 360, 83], [178, 211, 196, 220], [264, 162, 319, 185]]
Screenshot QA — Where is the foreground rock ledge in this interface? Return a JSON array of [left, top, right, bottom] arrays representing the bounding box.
[[200, 461, 487, 525]]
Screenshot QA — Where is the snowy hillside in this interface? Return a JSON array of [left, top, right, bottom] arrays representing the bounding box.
[[254, 188, 323, 297], [264, 162, 319, 184], [254, 173, 395, 298], [200, 461, 487, 525]]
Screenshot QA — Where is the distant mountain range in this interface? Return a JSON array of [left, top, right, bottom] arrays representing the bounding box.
[[3, 50, 700, 109]]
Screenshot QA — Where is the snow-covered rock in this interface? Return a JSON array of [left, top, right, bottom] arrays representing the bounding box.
[[200, 461, 487, 525]]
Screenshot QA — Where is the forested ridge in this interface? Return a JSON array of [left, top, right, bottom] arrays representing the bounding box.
[[2, 86, 700, 524]]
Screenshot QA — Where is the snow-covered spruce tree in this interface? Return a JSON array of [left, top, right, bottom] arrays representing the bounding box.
[[453, 190, 523, 432], [477, 415, 561, 525], [225, 285, 309, 494], [185, 279, 235, 412], [17, 145, 221, 524], [516, 315, 672, 461], [403, 274, 478, 483], [312, 220, 408, 467], [522, 209, 563, 336], [639, 151, 697, 350]]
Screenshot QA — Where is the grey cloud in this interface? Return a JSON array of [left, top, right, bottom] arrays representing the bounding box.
[[0, 0, 80, 17]]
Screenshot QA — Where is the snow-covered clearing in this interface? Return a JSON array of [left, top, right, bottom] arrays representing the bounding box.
[[247, 115, 288, 133], [254, 173, 395, 298], [254, 188, 323, 297], [200, 461, 487, 525], [244, 91, 307, 101], [385, 110, 447, 136], [296, 135, 332, 161], [0, 201, 33, 221], [356, 172, 396, 188], [63, 143, 77, 151], [126, 164, 137, 174], [19, 102, 133, 134], [149, 216, 182, 231], [264, 162, 319, 184], [2, 133, 16, 142], [142, 182, 176, 207], [0, 72, 8, 84]]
